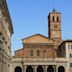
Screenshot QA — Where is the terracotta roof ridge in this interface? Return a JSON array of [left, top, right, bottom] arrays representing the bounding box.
[[22, 33, 48, 40]]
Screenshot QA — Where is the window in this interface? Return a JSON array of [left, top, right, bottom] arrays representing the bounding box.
[[5, 41, 7, 44], [0, 40, 2, 44], [37, 50, 40, 56], [0, 32, 2, 35], [53, 16, 54, 22], [68, 45, 70, 49], [43, 50, 46, 57], [70, 54, 72, 58], [8, 46, 10, 49], [71, 45, 72, 49], [2, 37, 5, 40], [68, 45, 71, 49], [30, 50, 33, 56], [43, 50, 46, 54], [68, 45, 72, 49], [57, 17, 59, 22], [70, 63, 72, 67]]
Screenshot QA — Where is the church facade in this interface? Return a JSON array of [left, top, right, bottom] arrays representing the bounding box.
[[1, 0, 72, 72], [11, 10, 72, 72]]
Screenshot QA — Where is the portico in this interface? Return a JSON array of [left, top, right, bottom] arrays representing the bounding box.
[[11, 58, 68, 72], [14, 65, 65, 72]]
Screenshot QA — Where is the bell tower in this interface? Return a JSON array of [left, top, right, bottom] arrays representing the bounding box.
[[48, 10, 62, 45]]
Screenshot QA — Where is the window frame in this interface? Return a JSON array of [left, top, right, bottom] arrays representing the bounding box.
[[37, 50, 40, 56], [30, 50, 33, 56]]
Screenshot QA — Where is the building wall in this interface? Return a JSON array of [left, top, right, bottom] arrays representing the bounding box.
[[0, 0, 13, 72], [14, 44, 56, 58], [66, 42, 72, 72], [11, 57, 69, 72]]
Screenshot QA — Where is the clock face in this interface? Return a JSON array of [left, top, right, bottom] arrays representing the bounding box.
[[53, 32, 58, 38]]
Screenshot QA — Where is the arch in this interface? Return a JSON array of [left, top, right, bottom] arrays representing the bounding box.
[[47, 65, 54, 72], [37, 66, 44, 72], [15, 66, 22, 72], [57, 16, 59, 22], [53, 16, 54, 21], [26, 66, 33, 72], [37, 50, 40, 56], [30, 50, 33, 56], [58, 66, 65, 72]]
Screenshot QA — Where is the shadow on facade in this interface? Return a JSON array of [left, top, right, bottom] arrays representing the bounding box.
[[14, 65, 65, 72], [15, 66, 22, 72]]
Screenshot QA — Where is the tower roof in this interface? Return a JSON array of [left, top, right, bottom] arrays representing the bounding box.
[[53, 8, 56, 12], [48, 10, 61, 18]]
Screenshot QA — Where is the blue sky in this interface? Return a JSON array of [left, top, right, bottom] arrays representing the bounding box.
[[7, 0, 72, 52]]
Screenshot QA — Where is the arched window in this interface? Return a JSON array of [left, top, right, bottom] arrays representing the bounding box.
[[53, 16, 54, 22], [43, 50, 46, 54], [26, 66, 33, 72], [57, 17, 59, 22], [47, 65, 54, 72], [58, 66, 65, 72], [43, 50, 46, 57], [0, 32, 2, 35], [37, 50, 40, 56], [37, 66, 44, 72], [15, 66, 22, 72], [0, 40, 2, 44], [30, 50, 33, 56]]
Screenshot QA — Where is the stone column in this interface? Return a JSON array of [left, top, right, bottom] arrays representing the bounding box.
[[45, 66, 48, 72], [45, 66, 47, 72], [56, 66, 58, 72], [24, 66, 27, 72], [52, 65, 55, 72], [22, 65, 24, 72], [34, 66, 37, 72]]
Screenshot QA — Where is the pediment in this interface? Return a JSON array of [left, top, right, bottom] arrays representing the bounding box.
[[22, 34, 54, 44]]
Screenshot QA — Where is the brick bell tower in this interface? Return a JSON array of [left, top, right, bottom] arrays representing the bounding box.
[[48, 9, 62, 46]]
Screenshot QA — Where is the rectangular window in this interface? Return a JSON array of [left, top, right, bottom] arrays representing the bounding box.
[[70, 63, 72, 67], [30, 50, 33, 56], [0, 40, 2, 44], [70, 54, 72, 58], [68, 45, 70, 49], [68, 45, 72, 49], [0, 32, 2, 35], [71, 45, 72, 49]]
